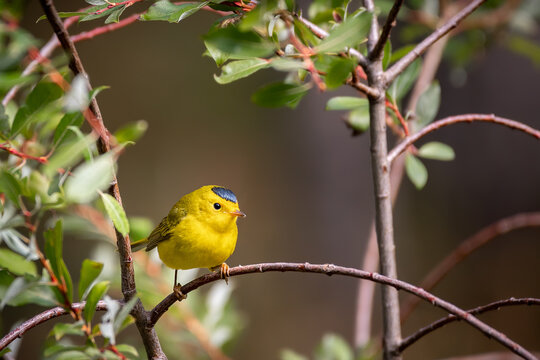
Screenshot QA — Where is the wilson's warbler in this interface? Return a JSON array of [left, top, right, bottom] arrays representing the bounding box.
[[131, 185, 245, 299]]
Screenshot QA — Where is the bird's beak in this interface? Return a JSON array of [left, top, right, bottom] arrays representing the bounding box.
[[228, 209, 246, 218]]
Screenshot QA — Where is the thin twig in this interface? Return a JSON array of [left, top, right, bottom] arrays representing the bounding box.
[[363, 0, 380, 53], [385, 0, 487, 84], [387, 114, 540, 164], [401, 212, 540, 322], [399, 298, 540, 352], [369, 0, 405, 61], [146, 262, 535, 359], [0, 301, 108, 350]]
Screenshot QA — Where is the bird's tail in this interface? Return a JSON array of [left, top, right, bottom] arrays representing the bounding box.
[[130, 237, 148, 252]]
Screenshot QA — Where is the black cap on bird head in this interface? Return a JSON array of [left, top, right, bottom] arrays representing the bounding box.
[[211, 186, 238, 204]]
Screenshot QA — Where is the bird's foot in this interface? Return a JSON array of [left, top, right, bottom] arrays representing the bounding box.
[[173, 284, 187, 301], [211, 263, 230, 284]]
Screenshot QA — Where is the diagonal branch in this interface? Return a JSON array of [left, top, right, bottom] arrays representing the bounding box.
[[147, 262, 535, 359], [387, 114, 540, 164], [0, 301, 108, 351], [369, 0, 405, 61], [399, 297, 540, 352], [401, 212, 540, 322], [384, 0, 486, 84]]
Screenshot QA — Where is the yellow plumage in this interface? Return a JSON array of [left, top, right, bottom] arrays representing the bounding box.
[[131, 185, 245, 297]]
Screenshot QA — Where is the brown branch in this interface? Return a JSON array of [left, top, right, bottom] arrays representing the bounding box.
[[354, 154, 406, 348], [401, 212, 540, 322], [384, 0, 487, 84], [38, 2, 165, 359], [369, 0, 405, 61], [147, 262, 535, 359], [399, 298, 540, 352], [387, 114, 540, 164], [0, 301, 108, 351]]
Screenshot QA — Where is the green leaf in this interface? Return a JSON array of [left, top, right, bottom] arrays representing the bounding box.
[[115, 344, 138, 358], [204, 40, 230, 67], [214, 58, 270, 84], [405, 154, 428, 190], [326, 96, 368, 110], [269, 57, 304, 72], [314, 333, 353, 360], [314, 11, 370, 53], [86, 0, 107, 5], [113, 296, 138, 333], [389, 44, 415, 64], [10, 82, 63, 137], [0, 249, 36, 276], [105, 4, 126, 24], [168, 1, 209, 22], [78, 259, 104, 300], [83, 280, 109, 324], [382, 40, 392, 69], [325, 57, 355, 89], [387, 58, 421, 102], [0, 104, 10, 134], [203, 26, 275, 58], [417, 141, 455, 161], [0, 170, 22, 205], [346, 106, 370, 134], [64, 152, 116, 203], [506, 35, 540, 66], [36, 12, 86, 23], [44, 132, 96, 178], [51, 321, 85, 340], [44, 220, 74, 303], [53, 112, 84, 145], [99, 192, 129, 236], [140, 0, 183, 21], [415, 81, 440, 130], [114, 120, 148, 144], [251, 82, 311, 108]]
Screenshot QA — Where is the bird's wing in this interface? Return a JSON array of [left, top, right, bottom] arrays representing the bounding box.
[[144, 207, 186, 251]]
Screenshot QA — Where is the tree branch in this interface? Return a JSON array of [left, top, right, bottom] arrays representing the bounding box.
[[387, 114, 540, 164], [0, 301, 108, 351], [38, 1, 165, 358], [147, 262, 535, 359], [369, 0, 405, 61], [384, 0, 486, 84], [401, 212, 540, 322], [399, 298, 540, 352]]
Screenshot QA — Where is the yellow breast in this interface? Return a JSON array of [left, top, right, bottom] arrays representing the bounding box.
[[156, 214, 238, 270]]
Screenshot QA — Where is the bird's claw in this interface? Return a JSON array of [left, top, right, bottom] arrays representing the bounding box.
[[220, 263, 230, 284], [173, 284, 187, 301]]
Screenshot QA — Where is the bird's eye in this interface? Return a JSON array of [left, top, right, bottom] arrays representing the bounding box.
[[213, 203, 221, 210]]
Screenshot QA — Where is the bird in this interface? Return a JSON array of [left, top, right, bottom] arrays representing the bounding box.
[[130, 185, 245, 300]]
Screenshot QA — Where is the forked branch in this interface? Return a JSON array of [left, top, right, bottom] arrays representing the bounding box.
[[385, 0, 487, 83]]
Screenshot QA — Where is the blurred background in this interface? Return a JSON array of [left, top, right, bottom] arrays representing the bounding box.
[[7, 1, 540, 358]]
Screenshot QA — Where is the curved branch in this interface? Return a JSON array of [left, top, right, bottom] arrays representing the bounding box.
[[148, 262, 534, 359], [387, 114, 540, 164], [0, 301, 108, 350], [385, 0, 486, 84], [401, 212, 540, 322], [399, 298, 540, 352]]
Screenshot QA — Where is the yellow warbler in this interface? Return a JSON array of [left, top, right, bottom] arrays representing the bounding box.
[[131, 185, 245, 299]]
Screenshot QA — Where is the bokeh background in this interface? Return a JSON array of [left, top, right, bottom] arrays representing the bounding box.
[[9, 1, 540, 359]]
